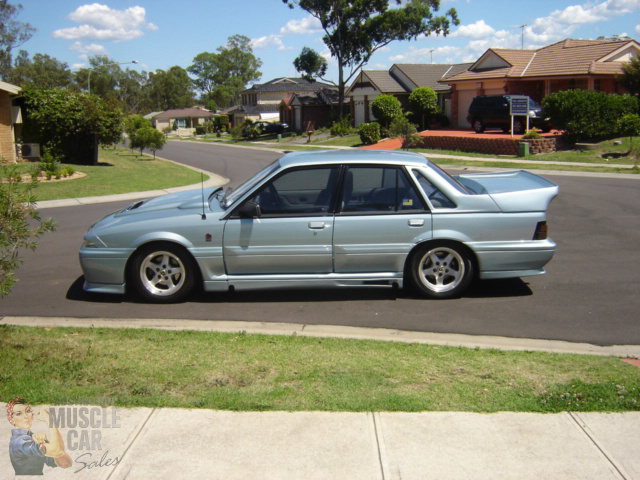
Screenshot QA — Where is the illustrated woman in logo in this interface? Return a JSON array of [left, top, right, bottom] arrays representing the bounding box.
[[6, 396, 72, 475]]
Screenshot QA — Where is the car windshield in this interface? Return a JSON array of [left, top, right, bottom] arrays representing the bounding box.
[[219, 160, 280, 209]]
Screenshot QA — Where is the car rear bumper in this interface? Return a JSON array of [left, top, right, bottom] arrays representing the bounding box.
[[468, 238, 556, 280]]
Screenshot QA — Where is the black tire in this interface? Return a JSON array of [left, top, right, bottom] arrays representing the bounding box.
[[408, 242, 473, 299], [130, 243, 197, 303], [513, 118, 525, 135], [472, 119, 485, 133]]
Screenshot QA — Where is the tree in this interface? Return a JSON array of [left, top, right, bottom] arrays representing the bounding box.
[[283, 0, 459, 115], [293, 47, 328, 82], [5, 50, 72, 88], [124, 114, 152, 151], [21, 86, 125, 164], [0, 0, 35, 79], [409, 87, 438, 130], [371, 94, 402, 129], [116, 68, 148, 113], [130, 126, 166, 158], [618, 56, 640, 97], [1, 165, 56, 296], [188, 35, 263, 109], [145, 66, 195, 111]]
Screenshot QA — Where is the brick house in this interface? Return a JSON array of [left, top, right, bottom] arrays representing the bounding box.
[[151, 107, 214, 134], [346, 63, 470, 126], [227, 77, 336, 126], [279, 88, 340, 131], [443, 38, 640, 128], [0, 81, 21, 164]]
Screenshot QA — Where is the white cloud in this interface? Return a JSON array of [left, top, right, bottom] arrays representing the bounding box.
[[389, 45, 462, 63], [280, 15, 322, 35], [451, 20, 495, 39], [53, 4, 157, 42], [251, 35, 291, 51], [69, 41, 107, 55]]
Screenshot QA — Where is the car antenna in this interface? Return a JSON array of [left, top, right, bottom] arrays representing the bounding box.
[[200, 172, 206, 220]]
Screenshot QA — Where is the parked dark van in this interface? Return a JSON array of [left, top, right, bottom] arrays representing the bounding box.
[[466, 95, 551, 134]]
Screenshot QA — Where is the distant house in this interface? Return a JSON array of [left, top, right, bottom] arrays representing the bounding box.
[[151, 108, 214, 133], [279, 88, 340, 131], [0, 81, 21, 164], [346, 63, 470, 126], [443, 38, 640, 127], [226, 77, 337, 126]]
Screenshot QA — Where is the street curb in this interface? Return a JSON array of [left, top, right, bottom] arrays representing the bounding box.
[[2, 316, 639, 358]]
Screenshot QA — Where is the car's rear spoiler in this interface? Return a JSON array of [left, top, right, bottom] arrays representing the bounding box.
[[456, 170, 559, 212]]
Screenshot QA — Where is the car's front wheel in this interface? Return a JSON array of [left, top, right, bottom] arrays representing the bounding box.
[[409, 243, 473, 299], [130, 243, 197, 303]]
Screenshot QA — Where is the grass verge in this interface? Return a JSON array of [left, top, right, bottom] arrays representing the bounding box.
[[2, 325, 639, 412], [14, 148, 205, 201]]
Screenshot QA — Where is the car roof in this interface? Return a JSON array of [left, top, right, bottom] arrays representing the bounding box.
[[278, 149, 431, 169]]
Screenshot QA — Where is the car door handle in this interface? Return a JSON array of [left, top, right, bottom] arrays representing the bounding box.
[[408, 219, 425, 227], [308, 221, 326, 229]]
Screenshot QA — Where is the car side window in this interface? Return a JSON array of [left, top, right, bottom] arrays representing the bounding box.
[[412, 170, 456, 209], [341, 167, 425, 213], [247, 167, 339, 216]]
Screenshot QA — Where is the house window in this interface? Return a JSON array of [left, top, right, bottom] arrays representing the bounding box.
[[174, 119, 186, 128], [568, 79, 587, 90], [594, 79, 601, 91]]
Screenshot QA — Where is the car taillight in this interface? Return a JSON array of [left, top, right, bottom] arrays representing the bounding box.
[[533, 221, 548, 240]]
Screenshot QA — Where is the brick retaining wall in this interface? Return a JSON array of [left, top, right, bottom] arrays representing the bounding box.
[[415, 135, 560, 156]]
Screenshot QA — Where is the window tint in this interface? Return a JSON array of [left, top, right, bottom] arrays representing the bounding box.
[[412, 170, 456, 209], [248, 167, 338, 216], [341, 167, 425, 213]]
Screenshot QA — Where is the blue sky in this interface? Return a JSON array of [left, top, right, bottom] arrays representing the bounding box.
[[13, 0, 640, 91]]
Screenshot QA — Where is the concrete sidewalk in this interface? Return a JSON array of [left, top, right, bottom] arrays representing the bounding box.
[[2, 407, 639, 479]]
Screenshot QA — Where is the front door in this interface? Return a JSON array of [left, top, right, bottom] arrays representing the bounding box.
[[223, 166, 340, 275]]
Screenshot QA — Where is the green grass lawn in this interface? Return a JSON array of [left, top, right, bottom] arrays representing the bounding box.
[[11, 148, 205, 201], [2, 325, 638, 413]]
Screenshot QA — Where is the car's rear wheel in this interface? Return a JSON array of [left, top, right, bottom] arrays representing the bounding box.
[[513, 118, 525, 134], [131, 243, 196, 303], [409, 243, 473, 299], [472, 119, 485, 133]]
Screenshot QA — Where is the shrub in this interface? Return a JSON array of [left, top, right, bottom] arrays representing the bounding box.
[[230, 125, 244, 140], [194, 125, 206, 135], [214, 115, 229, 131], [371, 95, 403, 129], [542, 90, 638, 142], [330, 116, 352, 137], [523, 128, 541, 139], [389, 115, 418, 150], [21, 86, 124, 165], [358, 122, 381, 145]]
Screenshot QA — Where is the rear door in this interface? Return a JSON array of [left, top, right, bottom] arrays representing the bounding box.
[[333, 166, 432, 273]]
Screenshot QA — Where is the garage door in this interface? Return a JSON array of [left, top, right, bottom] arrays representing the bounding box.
[[457, 91, 475, 128]]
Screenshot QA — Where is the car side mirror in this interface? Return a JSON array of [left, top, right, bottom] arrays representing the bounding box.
[[237, 200, 261, 218]]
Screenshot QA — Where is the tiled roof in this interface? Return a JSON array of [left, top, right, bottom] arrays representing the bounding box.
[[362, 70, 408, 93], [241, 77, 335, 94], [225, 104, 280, 115], [289, 88, 340, 106], [445, 38, 639, 83], [154, 108, 214, 119], [393, 63, 471, 92]]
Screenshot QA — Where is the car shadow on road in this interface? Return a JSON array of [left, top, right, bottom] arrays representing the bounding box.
[[67, 276, 532, 304]]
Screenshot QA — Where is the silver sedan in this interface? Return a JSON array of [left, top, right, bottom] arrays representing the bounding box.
[[79, 150, 558, 303]]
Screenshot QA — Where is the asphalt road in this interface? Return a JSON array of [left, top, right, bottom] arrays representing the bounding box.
[[2, 141, 639, 346]]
